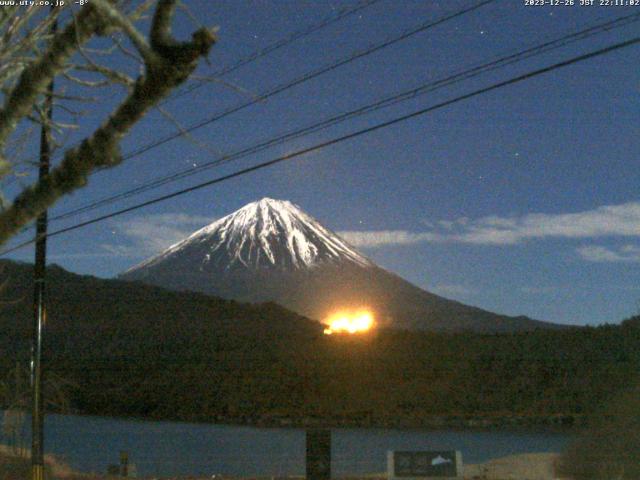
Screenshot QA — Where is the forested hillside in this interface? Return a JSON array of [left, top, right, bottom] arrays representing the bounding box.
[[1, 260, 638, 428]]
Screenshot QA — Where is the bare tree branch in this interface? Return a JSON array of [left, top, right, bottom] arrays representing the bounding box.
[[0, 1, 216, 245], [0, 5, 111, 152], [155, 104, 223, 157], [92, 0, 156, 64]]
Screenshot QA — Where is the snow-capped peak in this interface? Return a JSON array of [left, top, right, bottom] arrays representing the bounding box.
[[125, 198, 372, 274]]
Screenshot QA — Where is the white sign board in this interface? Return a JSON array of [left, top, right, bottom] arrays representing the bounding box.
[[388, 450, 463, 480]]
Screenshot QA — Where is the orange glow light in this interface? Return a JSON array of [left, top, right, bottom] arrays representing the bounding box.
[[323, 310, 375, 335]]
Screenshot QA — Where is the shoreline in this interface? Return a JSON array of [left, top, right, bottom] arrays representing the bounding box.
[[0, 445, 565, 480], [244, 413, 583, 431], [51, 409, 584, 432]]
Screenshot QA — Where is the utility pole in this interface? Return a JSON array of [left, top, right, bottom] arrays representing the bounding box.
[[31, 10, 56, 480]]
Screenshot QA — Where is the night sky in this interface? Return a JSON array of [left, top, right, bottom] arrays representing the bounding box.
[[2, 0, 639, 326]]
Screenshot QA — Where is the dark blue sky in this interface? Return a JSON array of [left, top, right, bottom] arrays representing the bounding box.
[[3, 0, 640, 326]]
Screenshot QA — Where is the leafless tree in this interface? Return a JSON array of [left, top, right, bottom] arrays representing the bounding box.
[[0, 362, 72, 456], [0, 0, 216, 246]]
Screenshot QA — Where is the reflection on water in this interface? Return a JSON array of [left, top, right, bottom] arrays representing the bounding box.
[[1, 412, 572, 477]]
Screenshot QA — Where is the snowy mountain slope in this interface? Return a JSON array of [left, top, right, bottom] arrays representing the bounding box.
[[125, 198, 372, 274], [121, 198, 561, 333]]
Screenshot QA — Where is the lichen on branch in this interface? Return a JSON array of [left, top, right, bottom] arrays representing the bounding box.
[[0, 0, 216, 246]]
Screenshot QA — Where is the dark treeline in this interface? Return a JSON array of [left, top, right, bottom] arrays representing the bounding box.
[[1, 260, 639, 428]]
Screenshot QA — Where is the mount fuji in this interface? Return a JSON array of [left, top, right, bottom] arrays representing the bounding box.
[[120, 198, 557, 333]]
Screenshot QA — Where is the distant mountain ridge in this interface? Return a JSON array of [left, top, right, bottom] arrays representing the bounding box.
[[122, 198, 561, 333]]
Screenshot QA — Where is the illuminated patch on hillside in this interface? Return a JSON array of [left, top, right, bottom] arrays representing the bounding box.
[[323, 310, 375, 335]]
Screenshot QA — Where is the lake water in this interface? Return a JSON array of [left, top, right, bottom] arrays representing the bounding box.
[[2, 412, 572, 477]]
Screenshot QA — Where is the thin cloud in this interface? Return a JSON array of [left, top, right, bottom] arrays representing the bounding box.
[[338, 230, 439, 248], [99, 244, 140, 258], [104, 213, 214, 256], [445, 202, 640, 245], [339, 201, 640, 249], [577, 244, 640, 263], [48, 252, 123, 260]]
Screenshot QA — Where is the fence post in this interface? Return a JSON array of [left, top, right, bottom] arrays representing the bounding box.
[[120, 451, 129, 477], [306, 429, 331, 480]]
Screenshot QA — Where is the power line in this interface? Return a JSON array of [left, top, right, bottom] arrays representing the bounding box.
[[3, 0, 383, 179], [167, 0, 385, 103], [5, 0, 493, 205], [114, 0, 497, 162], [2, 33, 638, 256], [0, 0, 497, 242], [47, 0, 496, 220], [50, 11, 640, 222]]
